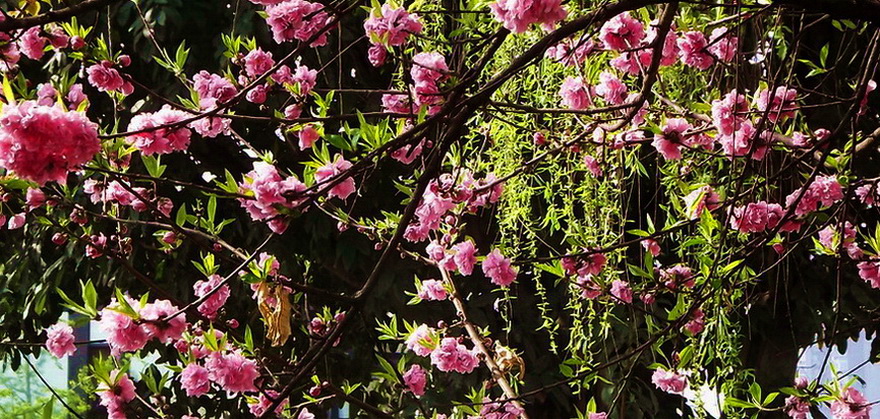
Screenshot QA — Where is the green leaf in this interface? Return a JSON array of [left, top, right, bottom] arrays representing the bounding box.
[[82, 280, 98, 316], [2, 75, 15, 104], [41, 398, 54, 419], [176, 205, 188, 227]]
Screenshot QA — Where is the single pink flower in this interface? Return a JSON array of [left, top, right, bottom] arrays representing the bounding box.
[[403, 364, 427, 396], [45, 322, 76, 358], [482, 249, 518, 287], [418, 279, 448, 301], [405, 324, 438, 356], [180, 363, 211, 397], [430, 337, 479, 373], [315, 155, 357, 200], [651, 368, 687, 394]]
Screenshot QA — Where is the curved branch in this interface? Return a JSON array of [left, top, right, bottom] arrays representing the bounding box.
[[0, 0, 122, 32]]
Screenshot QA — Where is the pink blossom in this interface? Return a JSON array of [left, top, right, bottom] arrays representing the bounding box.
[[708, 27, 738, 61], [589, 414, 608, 419], [204, 351, 259, 394], [7, 212, 24, 229], [818, 222, 861, 258], [180, 363, 211, 397], [599, 12, 645, 51], [193, 274, 230, 320], [368, 44, 387, 67], [26, 187, 45, 209], [576, 252, 606, 276], [677, 31, 713, 70], [284, 104, 303, 119], [35, 83, 57, 107], [489, 0, 567, 33], [609, 51, 648, 75], [98, 371, 136, 419], [243, 48, 275, 78], [785, 175, 844, 217], [20, 27, 47, 60], [482, 249, 518, 287], [87, 61, 127, 93], [427, 241, 447, 261], [403, 364, 427, 396], [641, 20, 679, 66], [712, 89, 749, 136], [298, 124, 321, 149], [546, 37, 594, 66], [140, 299, 187, 343], [430, 337, 479, 373], [45, 322, 76, 358], [478, 398, 525, 419], [67, 84, 86, 110], [856, 183, 876, 205], [784, 396, 810, 419], [584, 155, 602, 177], [315, 155, 357, 200], [193, 71, 237, 104], [651, 368, 687, 394], [0, 33, 21, 72], [238, 162, 306, 233], [559, 76, 592, 110], [418, 279, 448, 301], [246, 84, 268, 104], [0, 101, 100, 185], [641, 239, 660, 256], [610, 280, 633, 303], [411, 52, 449, 90], [190, 113, 231, 138], [126, 106, 192, 155], [729, 201, 784, 233], [452, 240, 477, 275], [683, 186, 721, 219], [99, 303, 149, 354], [857, 260, 880, 288], [830, 387, 871, 419], [391, 141, 423, 164], [291, 65, 317, 95], [652, 118, 692, 160], [265, 0, 332, 46], [756, 86, 798, 122], [684, 308, 705, 335], [594, 71, 628, 105], [406, 324, 438, 356], [364, 4, 423, 47], [576, 275, 603, 299], [661, 265, 695, 289], [47, 27, 69, 49], [382, 93, 415, 114], [86, 233, 106, 258], [249, 390, 288, 416]]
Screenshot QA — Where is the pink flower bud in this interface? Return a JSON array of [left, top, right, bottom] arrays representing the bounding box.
[[533, 132, 546, 146], [162, 231, 177, 244], [70, 36, 85, 50], [52, 233, 68, 245]]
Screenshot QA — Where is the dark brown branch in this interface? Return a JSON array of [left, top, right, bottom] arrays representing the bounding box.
[[0, 0, 121, 31]]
